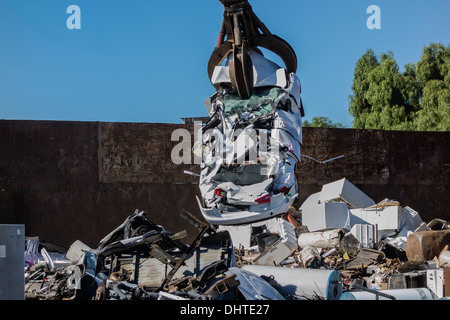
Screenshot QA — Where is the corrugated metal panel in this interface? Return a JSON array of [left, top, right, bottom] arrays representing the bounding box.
[[277, 217, 298, 250], [350, 224, 378, 249]]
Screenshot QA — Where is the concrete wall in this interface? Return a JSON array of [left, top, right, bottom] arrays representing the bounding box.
[[1, 120, 449, 248]]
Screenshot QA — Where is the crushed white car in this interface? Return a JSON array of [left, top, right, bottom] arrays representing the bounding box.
[[194, 50, 304, 226]]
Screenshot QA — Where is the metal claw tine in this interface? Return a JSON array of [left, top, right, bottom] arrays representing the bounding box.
[[208, 0, 298, 98]]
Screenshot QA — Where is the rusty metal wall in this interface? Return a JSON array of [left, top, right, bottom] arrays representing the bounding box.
[[0, 120, 449, 248]]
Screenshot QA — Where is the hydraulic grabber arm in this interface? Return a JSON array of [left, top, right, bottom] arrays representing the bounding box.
[[208, 0, 298, 99]]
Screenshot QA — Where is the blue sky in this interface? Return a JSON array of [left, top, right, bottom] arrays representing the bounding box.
[[0, 0, 449, 127]]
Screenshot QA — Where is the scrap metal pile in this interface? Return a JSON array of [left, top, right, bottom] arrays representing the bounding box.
[[22, 0, 450, 300], [23, 179, 450, 300], [24, 209, 284, 300]]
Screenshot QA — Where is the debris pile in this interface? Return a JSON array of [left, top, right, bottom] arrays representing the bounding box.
[[222, 178, 450, 300], [25, 210, 238, 300], [22, 178, 450, 300]]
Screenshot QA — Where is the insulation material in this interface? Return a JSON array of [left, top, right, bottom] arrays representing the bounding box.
[[297, 229, 344, 250]]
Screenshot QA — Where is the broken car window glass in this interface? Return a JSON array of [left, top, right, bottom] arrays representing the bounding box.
[[222, 87, 281, 117]]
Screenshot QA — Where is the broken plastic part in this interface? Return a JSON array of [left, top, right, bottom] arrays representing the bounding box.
[[255, 193, 270, 204], [197, 192, 298, 226], [226, 267, 285, 300], [280, 186, 290, 195], [214, 188, 226, 197]]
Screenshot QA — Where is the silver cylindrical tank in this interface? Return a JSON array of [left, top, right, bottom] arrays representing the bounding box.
[[242, 265, 343, 300], [340, 288, 435, 300]]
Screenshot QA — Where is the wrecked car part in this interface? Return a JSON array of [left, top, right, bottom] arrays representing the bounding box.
[[99, 210, 236, 300], [95, 212, 189, 278], [25, 260, 98, 300], [162, 259, 231, 297], [97, 209, 162, 250], [40, 247, 55, 271], [158, 211, 217, 290], [97, 230, 163, 259], [226, 267, 285, 300], [25, 274, 65, 300], [242, 265, 343, 300], [66, 240, 93, 264], [25, 237, 70, 271], [196, 187, 299, 226]]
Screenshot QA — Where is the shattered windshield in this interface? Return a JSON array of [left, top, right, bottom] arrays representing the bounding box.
[[222, 87, 282, 117]]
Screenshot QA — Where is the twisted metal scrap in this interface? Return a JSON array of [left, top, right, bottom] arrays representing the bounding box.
[[208, 0, 298, 99]]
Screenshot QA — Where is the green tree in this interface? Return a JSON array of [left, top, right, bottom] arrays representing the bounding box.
[[349, 43, 450, 131], [415, 80, 450, 131], [302, 116, 344, 128], [414, 43, 450, 131]]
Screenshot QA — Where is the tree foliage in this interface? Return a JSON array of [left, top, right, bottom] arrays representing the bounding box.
[[302, 116, 344, 128], [349, 43, 450, 131]]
